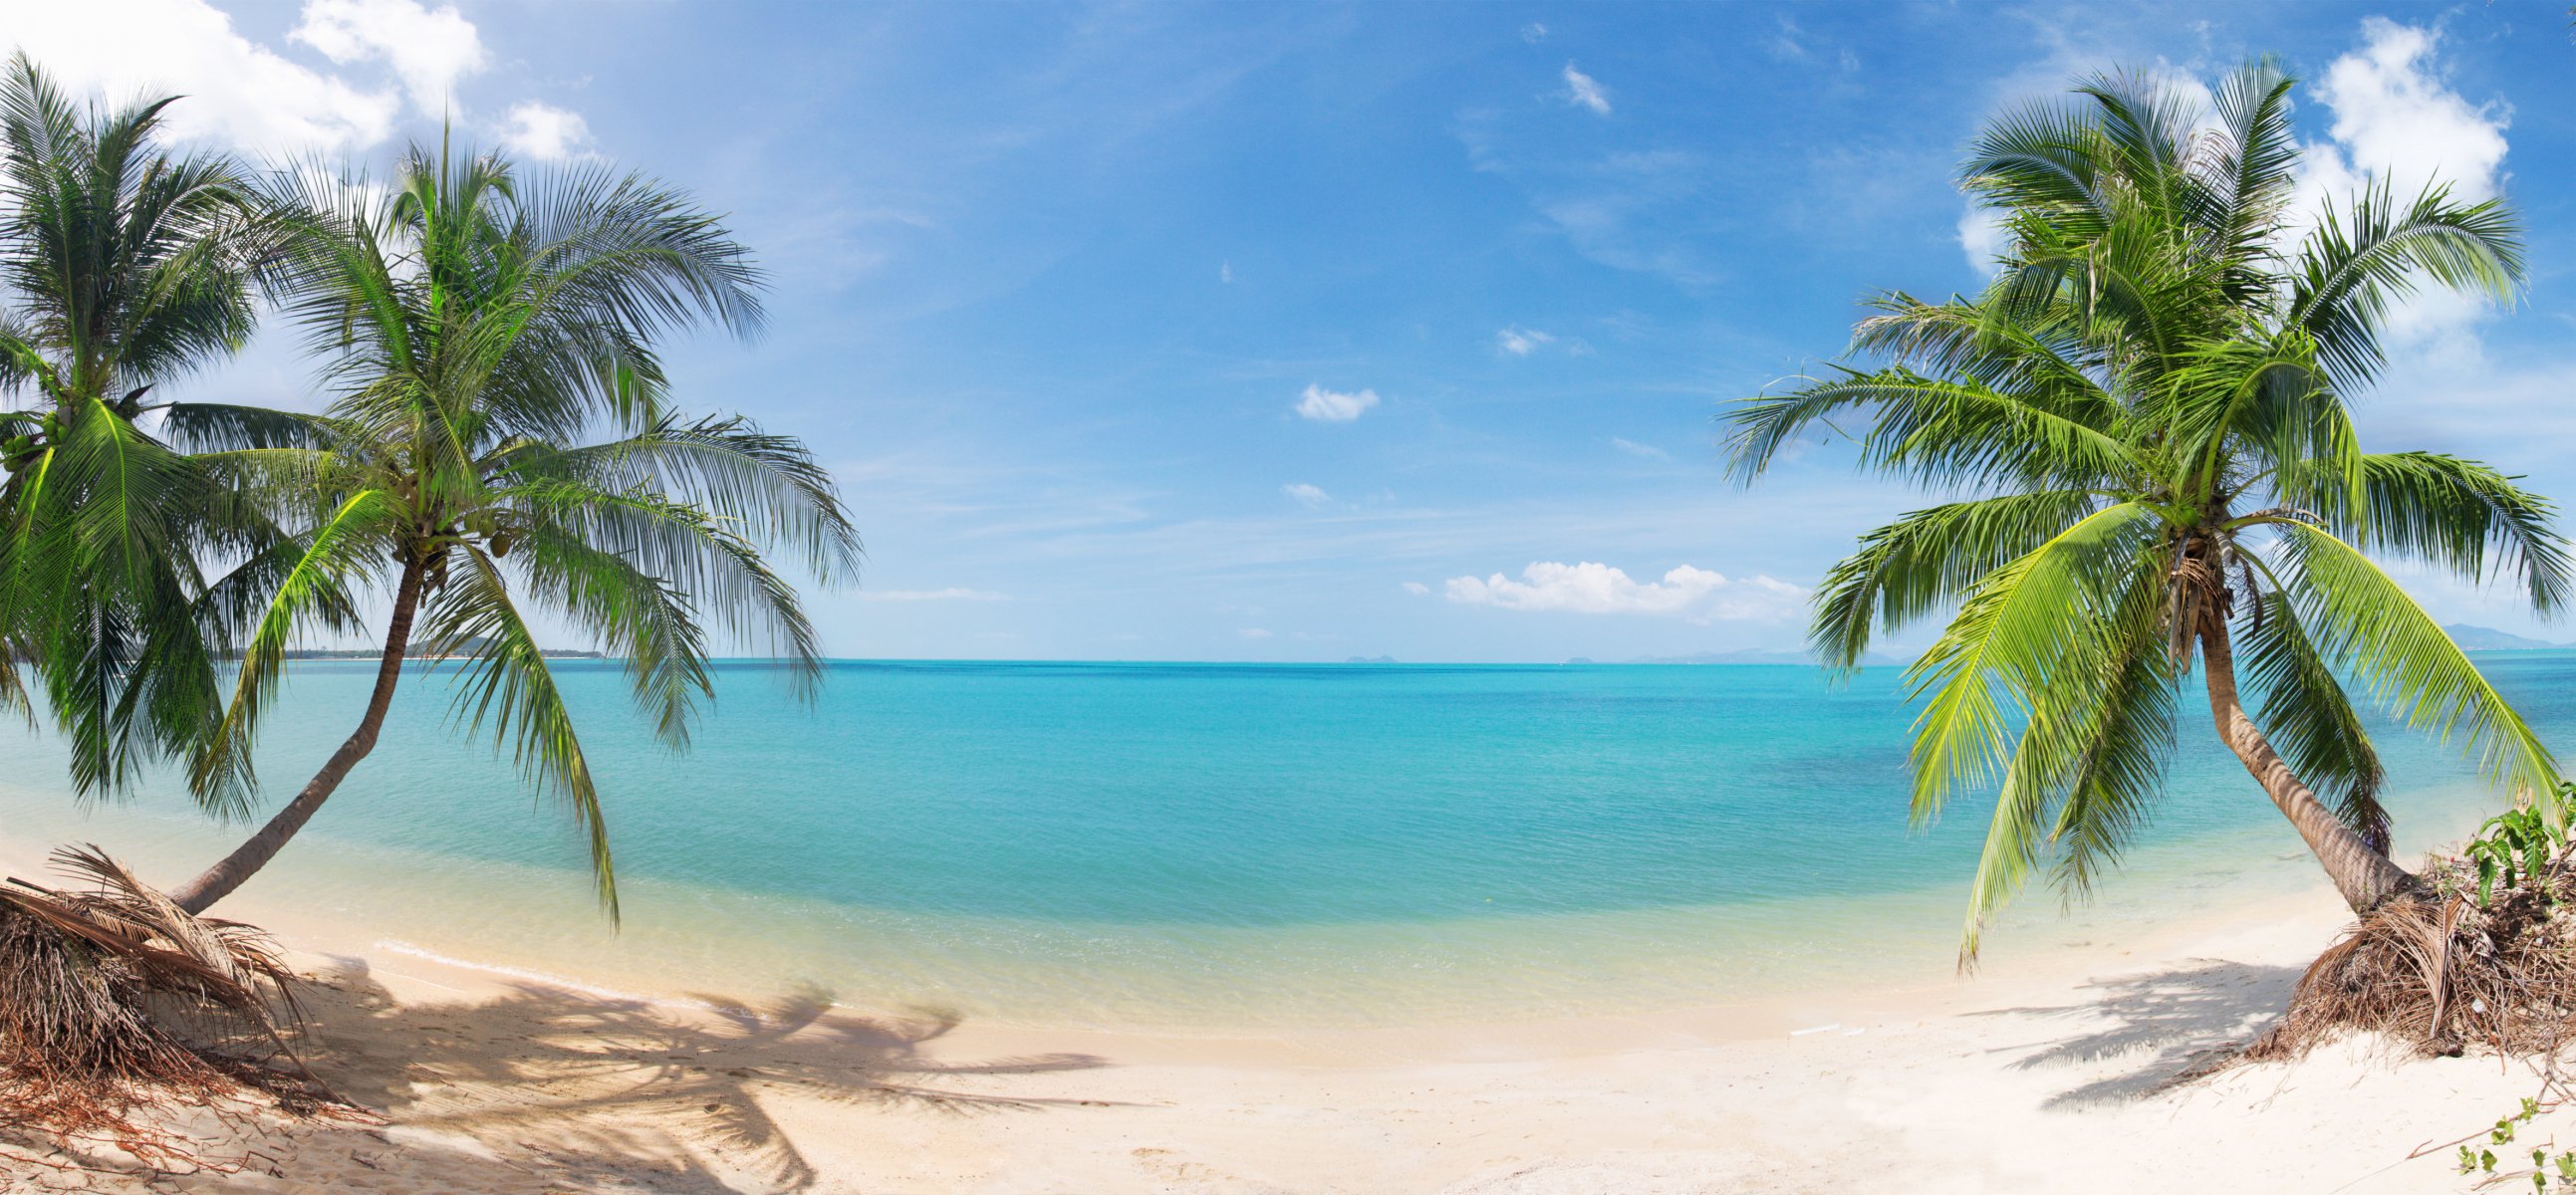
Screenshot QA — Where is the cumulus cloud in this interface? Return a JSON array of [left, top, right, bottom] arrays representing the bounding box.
[[1560, 64, 1611, 116], [855, 588, 1008, 601], [1295, 383, 1380, 422], [2296, 19, 2510, 360], [0, 0, 584, 161], [1521, 23, 1549, 44], [501, 101, 591, 160], [1282, 482, 1331, 507], [1402, 581, 1431, 596], [2301, 20, 2506, 207], [290, 0, 486, 114], [1, 0, 400, 150], [1444, 562, 1803, 619]]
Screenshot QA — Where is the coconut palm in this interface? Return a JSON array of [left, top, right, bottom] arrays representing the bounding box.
[[1724, 62, 2566, 958], [161, 141, 858, 917], [0, 54, 303, 804]]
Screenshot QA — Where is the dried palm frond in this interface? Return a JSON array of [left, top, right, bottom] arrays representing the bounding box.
[[0, 844, 323, 1165], [2252, 855, 2576, 1061]]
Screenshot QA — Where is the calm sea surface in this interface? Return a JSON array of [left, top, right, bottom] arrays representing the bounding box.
[[3, 656, 2569, 1027]]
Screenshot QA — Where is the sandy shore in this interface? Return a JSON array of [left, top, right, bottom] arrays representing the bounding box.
[[0, 871, 2548, 1194]]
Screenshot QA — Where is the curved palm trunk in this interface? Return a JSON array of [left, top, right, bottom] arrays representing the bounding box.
[[169, 560, 426, 915], [2198, 615, 2412, 913]]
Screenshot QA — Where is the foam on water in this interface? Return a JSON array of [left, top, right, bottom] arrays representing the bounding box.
[[0, 656, 2564, 1028]]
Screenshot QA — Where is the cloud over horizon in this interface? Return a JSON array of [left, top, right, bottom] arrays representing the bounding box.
[[1444, 562, 1803, 619]]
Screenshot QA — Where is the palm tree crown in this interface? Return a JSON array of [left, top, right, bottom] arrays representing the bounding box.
[[1725, 62, 2567, 958], [0, 54, 289, 801], [165, 140, 859, 917]]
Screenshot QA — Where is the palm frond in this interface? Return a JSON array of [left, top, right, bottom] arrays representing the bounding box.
[[2275, 522, 2561, 809]]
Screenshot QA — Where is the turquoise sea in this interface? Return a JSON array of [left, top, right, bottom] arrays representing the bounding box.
[[2, 655, 2569, 1028]]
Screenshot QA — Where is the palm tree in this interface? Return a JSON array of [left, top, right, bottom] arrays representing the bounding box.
[[161, 140, 859, 916], [1724, 62, 2567, 958], [0, 54, 301, 804]]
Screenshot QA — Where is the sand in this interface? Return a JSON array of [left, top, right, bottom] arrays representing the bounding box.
[[0, 875, 2551, 1194]]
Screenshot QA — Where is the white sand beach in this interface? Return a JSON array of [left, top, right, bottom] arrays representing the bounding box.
[[1, 879, 2537, 1194]]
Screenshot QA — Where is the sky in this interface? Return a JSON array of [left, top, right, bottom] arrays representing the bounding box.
[[8, 0, 2576, 663]]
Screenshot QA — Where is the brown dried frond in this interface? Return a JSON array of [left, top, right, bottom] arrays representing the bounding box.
[[2250, 856, 2576, 1061], [0, 843, 328, 1168]]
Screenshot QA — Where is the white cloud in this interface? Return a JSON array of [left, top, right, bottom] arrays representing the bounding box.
[[502, 101, 590, 161], [1219, 260, 1234, 284], [1, 0, 400, 151], [1295, 383, 1380, 422], [291, 0, 485, 115], [1610, 437, 1670, 460], [2295, 19, 2510, 363], [1560, 64, 1611, 116], [2303, 20, 2507, 207], [1957, 206, 2010, 275], [1443, 561, 1803, 619], [1402, 581, 1431, 596], [1282, 482, 1331, 507], [1238, 627, 1274, 639], [855, 588, 1009, 601], [1521, 23, 1549, 44], [0, 0, 584, 163], [1496, 326, 1556, 357]]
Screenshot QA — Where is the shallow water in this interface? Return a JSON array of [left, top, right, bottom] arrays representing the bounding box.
[[1, 655, 2564, 1028]]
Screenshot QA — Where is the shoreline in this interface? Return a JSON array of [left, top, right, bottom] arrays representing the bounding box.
[[0, 792, 2426, 1037]]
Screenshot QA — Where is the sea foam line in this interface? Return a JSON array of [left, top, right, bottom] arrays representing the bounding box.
[[372, 939, 718, 1012]]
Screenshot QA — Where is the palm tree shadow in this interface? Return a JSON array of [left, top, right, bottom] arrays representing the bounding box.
[[297, 958, 1120, 1192], [1967, 960, 2303, 1110]]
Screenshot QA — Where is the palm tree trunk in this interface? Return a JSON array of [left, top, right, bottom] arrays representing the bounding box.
[[2199, 614, 2413, 913], [168, 559, 427, 915]]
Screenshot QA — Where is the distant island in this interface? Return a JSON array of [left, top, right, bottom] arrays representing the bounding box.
[[1618, 649, 1907, 666], [2444, 623, 2573, 651], [228, 634, 605, 661], [1343, 655, 1399, 664]]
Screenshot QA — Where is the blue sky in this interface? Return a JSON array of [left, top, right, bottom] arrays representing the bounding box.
[[13, 1, 2576, 662]]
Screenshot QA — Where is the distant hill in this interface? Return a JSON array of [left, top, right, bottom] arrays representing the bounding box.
[[2444, 623, 2568, 651]]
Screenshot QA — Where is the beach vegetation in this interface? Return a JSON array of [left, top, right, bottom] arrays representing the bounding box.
[[1723, 60, 2565, 959]]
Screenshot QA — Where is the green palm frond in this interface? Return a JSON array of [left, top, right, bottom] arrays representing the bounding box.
[[1809, 490, 2103, 671], [1904, 502, 2165, 823], [187, 490, 395, 809], [1957, 571, 2172, 964], [1727, 368, 2136, 491], [2275, 523, 2560, 808], [2289, 181, 2523, 386], [2345, 453, 2573, 613], [415, 548, 619, 919], [2236, 587, 2388, 851]]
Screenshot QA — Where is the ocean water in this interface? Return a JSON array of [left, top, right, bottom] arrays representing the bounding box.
[[2, 655, 2569, 1029]]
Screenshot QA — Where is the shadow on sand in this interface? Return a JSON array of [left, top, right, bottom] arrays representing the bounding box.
[[1969, 959, 2305, 1110], [272, 957, 1120, 1193]]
